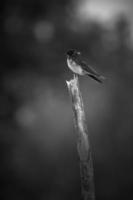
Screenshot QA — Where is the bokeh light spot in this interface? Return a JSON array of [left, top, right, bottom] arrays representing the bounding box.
[[75, 0, 132, 27], [33, 20, 54, 42], [16, 106, 37, 127]]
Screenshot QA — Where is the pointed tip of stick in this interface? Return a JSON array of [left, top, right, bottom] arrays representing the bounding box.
[[66, 74, 79, 87]]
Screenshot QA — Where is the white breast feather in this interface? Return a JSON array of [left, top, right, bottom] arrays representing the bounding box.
[[67, 59, 84, 75]]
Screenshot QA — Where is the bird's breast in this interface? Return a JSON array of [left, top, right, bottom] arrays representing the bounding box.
[[67, 58, 84, 75]]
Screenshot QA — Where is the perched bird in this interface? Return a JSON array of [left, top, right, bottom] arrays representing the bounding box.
[[66, 49, 105, 83]]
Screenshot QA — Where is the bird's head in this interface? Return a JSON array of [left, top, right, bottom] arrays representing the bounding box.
[[67, 49, 81, 57]]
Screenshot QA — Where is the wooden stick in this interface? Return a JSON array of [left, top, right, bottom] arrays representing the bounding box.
[[66, 74, 95, 200]]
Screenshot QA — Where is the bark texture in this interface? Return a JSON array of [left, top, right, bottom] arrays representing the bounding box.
[[66, 75, 95, 200]]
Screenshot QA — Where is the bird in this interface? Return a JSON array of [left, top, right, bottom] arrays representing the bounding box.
[[66, 49, 105, 83]]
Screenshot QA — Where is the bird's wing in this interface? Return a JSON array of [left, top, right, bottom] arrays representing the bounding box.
[[78, 60, 99, 76]]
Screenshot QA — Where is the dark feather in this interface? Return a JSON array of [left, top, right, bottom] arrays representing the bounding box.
[[88, 74, 103, 83], [78, 60, 99, 76]]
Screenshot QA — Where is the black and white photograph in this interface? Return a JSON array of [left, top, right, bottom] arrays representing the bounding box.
[[0, 0, 133, 200]]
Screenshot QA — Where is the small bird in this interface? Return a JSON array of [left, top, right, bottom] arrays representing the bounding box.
[[66, 49, 105, 83]]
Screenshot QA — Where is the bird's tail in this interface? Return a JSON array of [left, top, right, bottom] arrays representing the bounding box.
[[87, 74, 106, 83]]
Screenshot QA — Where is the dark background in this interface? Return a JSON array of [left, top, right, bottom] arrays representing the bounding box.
[[0, 0, 133, 199]]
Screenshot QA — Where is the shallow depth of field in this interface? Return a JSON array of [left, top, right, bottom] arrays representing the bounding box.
[[0, 0, 133, 200]]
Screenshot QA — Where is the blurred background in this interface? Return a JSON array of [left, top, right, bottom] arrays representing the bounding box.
[[0, 0, 133, 199]]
